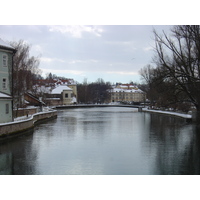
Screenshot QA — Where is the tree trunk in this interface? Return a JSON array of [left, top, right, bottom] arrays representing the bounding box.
[[196, 111, 200, 125], [192, 107, 200, 124]]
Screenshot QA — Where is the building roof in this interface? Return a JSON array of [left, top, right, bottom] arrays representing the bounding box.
[[51, 85, 72, 94], [0, 38, 16, 51], [36, 78, 76, 87], [111, 88, 144, 93], [25, 92, 45, 105], [118, 84, 138, 89], [0, 92, 12, 99]]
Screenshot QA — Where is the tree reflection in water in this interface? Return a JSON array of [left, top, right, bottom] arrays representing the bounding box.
[[144, 113, 200, 175]]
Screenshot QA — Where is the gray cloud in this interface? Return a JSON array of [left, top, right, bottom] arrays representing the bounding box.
[[0, 25, 172, 83]]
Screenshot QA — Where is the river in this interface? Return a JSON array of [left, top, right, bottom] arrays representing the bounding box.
[[0, 107, 200, 175]]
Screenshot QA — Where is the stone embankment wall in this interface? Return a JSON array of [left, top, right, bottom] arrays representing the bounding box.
[[142, 108, 192, 122], [13, 107, 38, 118], [0, 110, 57, 140]]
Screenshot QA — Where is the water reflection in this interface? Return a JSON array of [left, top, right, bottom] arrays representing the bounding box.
[[0, 108, 200, 175], [0, 129, 38, 175], [0, 152, 13, 175], [142, 113, 200, 174]]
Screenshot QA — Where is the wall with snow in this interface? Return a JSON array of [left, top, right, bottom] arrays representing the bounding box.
[[0, 110, 57, 140], [13, 107, 38, 118]]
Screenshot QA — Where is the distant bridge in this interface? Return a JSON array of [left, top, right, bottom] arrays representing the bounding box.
[[55, 104, 144, 111]]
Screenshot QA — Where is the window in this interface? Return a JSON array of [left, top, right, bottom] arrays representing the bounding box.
[[5, 103, 9, 114], [2, 78, 7, 90], [65, 93, 68, 98], [3, 55, 8, 67]]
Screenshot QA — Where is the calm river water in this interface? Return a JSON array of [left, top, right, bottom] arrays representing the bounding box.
[[1, 107, 200, 175]]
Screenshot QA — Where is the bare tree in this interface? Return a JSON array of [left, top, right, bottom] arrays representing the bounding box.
[[10, 40, 41, 108], [139, 64, 164, 107], [153, 25, 200, 122]]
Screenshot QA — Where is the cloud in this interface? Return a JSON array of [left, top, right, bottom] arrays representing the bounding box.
[[48, 25, 104, 38], [143, 46, 154, 52], [31, 44, 43, 55], [68, 59, 99, 64], [107, 71, 138, 75], [42, 68, 85, 76], [41, 57, 66, 63], [105, 41, 131, 45]]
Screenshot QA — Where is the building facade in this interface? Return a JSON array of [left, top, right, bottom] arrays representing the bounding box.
[[110, 84, 145, 104], [67, 84, 78, 101], [0, 39, 16, 123], [35, 78, 78, 106], [46, 85, 77, 106]]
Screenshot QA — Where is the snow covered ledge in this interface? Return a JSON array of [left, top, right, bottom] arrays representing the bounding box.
[[0, 110, 57, 140], [142, 108, 192, 122]]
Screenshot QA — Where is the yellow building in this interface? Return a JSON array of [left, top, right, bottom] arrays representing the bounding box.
[[46, 85, 77, 106], [110, 84, 145, 103], [68, 84, 78, 100]]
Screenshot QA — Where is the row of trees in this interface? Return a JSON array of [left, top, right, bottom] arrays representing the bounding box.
[[77, 78, 112, 104], [140, 25, 200, 122], [140, 64, 190, 111]]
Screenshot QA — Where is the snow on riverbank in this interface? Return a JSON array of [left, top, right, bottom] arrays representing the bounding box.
[[0, 107, 56, 126], [143, 108, 192, 119]]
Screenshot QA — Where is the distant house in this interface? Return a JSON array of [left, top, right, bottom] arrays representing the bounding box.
[[110, 84, 146, 104], [46, 85, 77, 106], [24, 92, 45, 107], [34, 78, 78, 105], [0, 38, 16, 123]]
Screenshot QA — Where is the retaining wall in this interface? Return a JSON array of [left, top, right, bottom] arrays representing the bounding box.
[[0, 110, 57, 140], [142, 108, 192, 122], [13, 107, 38, 118]]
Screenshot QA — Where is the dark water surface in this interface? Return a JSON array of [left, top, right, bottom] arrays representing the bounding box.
[[1, 107, 200, 175]]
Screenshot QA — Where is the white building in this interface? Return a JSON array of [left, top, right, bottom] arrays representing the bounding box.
[[110, 84, 145, 103], [0, 38, 16, 123], [46, 85, 77, 105]]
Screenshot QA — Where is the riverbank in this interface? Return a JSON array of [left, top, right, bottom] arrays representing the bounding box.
[[142, 108, 192, 122], [0, 110, 57, 141], [54, 103, 142, 110], [54, 104, 193, 121]]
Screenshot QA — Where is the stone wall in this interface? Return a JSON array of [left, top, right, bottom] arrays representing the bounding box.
[[0, 110, 57, 139], [13, 107, 38, 118]]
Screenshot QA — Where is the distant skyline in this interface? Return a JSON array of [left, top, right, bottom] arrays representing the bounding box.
[[0, 25, 172, 83]]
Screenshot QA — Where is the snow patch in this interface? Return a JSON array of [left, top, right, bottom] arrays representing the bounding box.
[[143, 108, 192, 119]]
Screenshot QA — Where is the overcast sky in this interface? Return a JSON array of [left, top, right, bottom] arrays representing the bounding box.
[[0, 25, 172, 84], [0, 0, 196, 85]]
